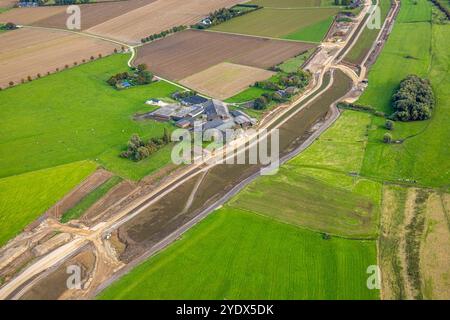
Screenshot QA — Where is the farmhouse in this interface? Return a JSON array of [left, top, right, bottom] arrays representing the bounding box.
[[204, 99, 230, 121], [180, 94, 209, 106], [147, 105, 179, 121]]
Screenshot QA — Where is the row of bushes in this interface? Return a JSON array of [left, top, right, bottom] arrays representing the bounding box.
[[120, 131, 170, 161], [337, 102, 386, 117], [1, 53, 108, 90], [140, 25, 187, 44], [192, 6, 261, 29]]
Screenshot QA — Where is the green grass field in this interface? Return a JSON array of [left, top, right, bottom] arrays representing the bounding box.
[[277, 48, 315, 72], [344, 0, 391, 65], [222, 110, 381, 239], [211, 7, 339, 42], [285, 15, 335, 42], [228, 167, 380, 238], [224, 86, 270, 103], [98, 208, 378, 299], [357, 0, 449, 187], [0, 53, 178, 180], [293, 110, 372, 174], [60, 175, 122, 223], [0, 161, 96, 246]]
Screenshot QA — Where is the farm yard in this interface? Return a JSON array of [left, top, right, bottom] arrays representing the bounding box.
[[99, 208, 378, 300], [134, 29, 315, 80], [210, 7, 340, 42], [179, 62, 275, 99], [0, 27, 120, 88], [85, 0, 244, 44]]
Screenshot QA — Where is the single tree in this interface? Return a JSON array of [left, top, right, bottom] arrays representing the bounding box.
[[383, 133, 392, 144]]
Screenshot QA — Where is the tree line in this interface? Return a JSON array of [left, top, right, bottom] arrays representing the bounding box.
[[192, 5, 261, 29], [141, 25, 187, 44]]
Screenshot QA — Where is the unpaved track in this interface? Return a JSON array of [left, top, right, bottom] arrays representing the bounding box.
[[0, 0, 376, 300]]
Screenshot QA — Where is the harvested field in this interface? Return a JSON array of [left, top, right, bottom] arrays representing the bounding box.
[[30, 0, 155, 30], [211, 7, 339, 41], [86, 0, 244, 44], [0, 0, 16, 8], [179, 62, 275, 99], [0, 6, 67, 25], [135, 29, 315, 80], [0, 27, 120, 88]]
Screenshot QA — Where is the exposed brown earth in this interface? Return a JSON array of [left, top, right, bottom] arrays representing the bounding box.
[[0, 6, 67, 25], [86, 0, 244, 44], [0, 27, 120, 88], [81, 180, 137, 225], [45, 169, 113, 220], [20, 246, 96, 300], [35, 0, 155, 30], [0, 1, 155, 30], [135, 29, 315, 80], [0, 0, 16, 8]]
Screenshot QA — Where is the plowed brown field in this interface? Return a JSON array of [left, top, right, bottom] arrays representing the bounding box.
[[135, 29, 315, 80], [0, 0, 155, 30], [86, 0, 244, 44], [0, 0, 16, 8], [0, 28, 120, 88]]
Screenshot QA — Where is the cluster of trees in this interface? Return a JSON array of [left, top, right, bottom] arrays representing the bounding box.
[[107, 64, 153, 88], [254, 92, 284, 110], [0, 22, 17, 30], [252, 69, 311, 110], [172, 90, 198, 100], [141, 25, 186, 44], [391, 75, 435, 121], [120, 131, 170, 161], [193, 6, 260, 29]]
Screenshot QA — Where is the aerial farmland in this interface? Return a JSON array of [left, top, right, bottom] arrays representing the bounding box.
[[0, 0, 448, 306]]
